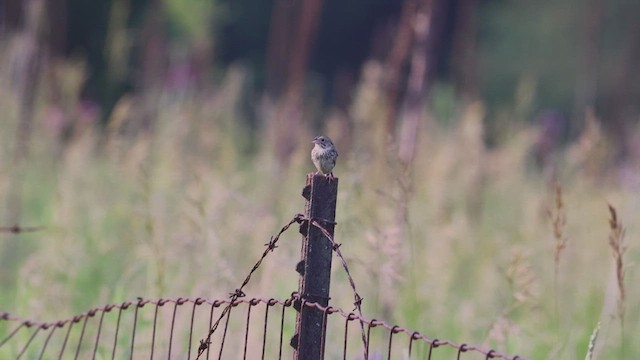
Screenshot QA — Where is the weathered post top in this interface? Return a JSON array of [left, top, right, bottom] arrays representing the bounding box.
[[292, 173, 338, 360]]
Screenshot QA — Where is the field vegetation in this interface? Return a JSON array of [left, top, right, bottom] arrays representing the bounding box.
[[1, 0, 639, 358], [0, 59, 637, 358]]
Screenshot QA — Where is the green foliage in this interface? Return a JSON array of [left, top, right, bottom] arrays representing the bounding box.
[[165, 0, 215, 42], [478, 0, 580, 115]]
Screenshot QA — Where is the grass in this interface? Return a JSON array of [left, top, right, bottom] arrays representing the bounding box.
[[0, 51, 638, 359]]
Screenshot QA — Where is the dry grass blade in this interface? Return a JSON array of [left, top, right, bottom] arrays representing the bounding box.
[[547, 183, 568, 319], [607, 204, 627, 355], [549, 183, 569, 265], [606, 204, 627, 321], [584, 322, 600, 360]]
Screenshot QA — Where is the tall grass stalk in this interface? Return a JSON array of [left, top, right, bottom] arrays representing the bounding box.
[[606, 204, 627, 353], [547, 182, 568, 321], [584, 322, 600, 360]]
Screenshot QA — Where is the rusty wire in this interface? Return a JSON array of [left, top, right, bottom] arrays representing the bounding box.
[[1, 296, 525, 359], [189, 214, 522, 360], [192, 213, 370, 359], [310, 218, 368, 356], [194, 213, 305, 359]]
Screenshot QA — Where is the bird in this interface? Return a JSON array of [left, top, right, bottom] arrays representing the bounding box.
[[311, 135, 338, 178]]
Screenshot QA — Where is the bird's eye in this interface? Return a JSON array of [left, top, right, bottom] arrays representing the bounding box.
[[321, 138, 325, 142]]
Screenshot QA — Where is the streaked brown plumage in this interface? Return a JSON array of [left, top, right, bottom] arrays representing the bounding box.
[[311, 136, 338, 178]]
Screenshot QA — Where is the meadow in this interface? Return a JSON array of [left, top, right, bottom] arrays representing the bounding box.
[[0, 58, 638, 359]]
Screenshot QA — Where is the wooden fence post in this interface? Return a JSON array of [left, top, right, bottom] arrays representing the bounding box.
[[291, 173, 338, 360]]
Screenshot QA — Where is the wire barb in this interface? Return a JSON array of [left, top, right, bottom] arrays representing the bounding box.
[[229, 289, 246, 298], [264, 237, 279, 250]]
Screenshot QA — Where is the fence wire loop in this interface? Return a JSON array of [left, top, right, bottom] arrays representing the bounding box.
[[457, 343, 469, 360], [250, 298, 261, 306]]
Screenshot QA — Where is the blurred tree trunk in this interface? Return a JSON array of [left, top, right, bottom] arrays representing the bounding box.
[[398, 0, 433, 165], [384, 0, 417, 134], [265, 0, 299, 99], [451, 0, 478, 100], [603, 4, 640, 158], [1, 0, 24, 31], [265, 0, 325, 164], [385, 0, 449, 143], [574, 0, 603, 135], [286, 0, 323, 103], [379, 0, 434, 320], [139, 0, 167, 131], [43, 0, 67, 140], [45, 0, 67, 54]]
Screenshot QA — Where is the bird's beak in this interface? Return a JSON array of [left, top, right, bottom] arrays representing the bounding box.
[[312, 137, 319, 144]]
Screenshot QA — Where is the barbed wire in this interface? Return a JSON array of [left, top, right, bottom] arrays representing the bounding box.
[[310, 218, 367, 356], [195, 213, 305, 359], [193, 213, 370, 359]]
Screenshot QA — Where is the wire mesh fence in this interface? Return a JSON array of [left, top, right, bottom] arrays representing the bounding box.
[[1, 176, 526, 359], [1, 295, 523, 359]]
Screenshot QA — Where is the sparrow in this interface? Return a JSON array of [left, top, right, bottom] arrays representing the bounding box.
[[311, 136, 338, 178]]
